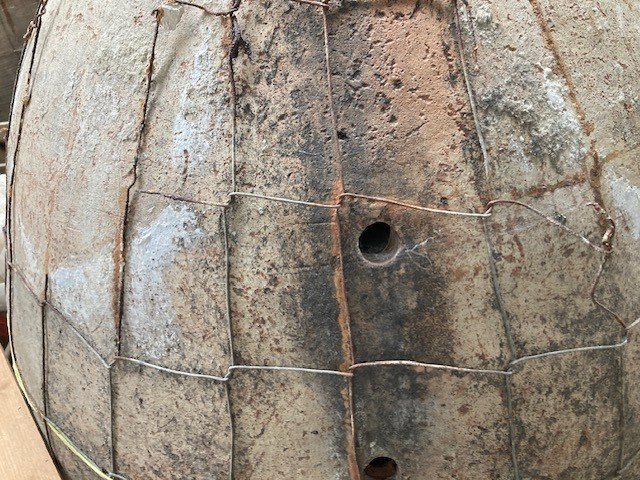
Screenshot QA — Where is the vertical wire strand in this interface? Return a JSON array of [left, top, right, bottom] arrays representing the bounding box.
[[224, 6, 244, 478], [41, 274, 52, 445], [222, 206, 236, 480], [453, 3, 519, 478]]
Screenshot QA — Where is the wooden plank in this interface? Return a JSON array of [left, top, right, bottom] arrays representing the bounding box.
[[0, 352, 61, 480]]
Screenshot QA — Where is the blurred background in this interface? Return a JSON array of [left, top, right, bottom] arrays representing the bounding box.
[[1, 0, 39, 354], [0, 0, 39, 118]]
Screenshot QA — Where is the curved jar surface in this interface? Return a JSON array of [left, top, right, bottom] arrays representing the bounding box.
[[7, 0, 640, 479]]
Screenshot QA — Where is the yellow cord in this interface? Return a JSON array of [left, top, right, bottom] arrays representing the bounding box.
[[11, 360, 115, 480]]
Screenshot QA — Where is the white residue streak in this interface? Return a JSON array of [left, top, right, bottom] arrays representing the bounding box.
[[17, 221, 40, 286], [161, 4, 184, 31], [171, 37, 224, 176], [49, 243, 114, 334], [126, 203, 204, 359], [541, 67, 583, 165], [543, 67, 568, 111], [609, 175, 640, 240]]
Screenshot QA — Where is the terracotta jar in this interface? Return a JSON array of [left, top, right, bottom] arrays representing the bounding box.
[[7, 1, 640, 479]]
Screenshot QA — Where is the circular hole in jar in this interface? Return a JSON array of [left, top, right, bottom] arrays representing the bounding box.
[[364, 457, 398, 479], [358, 222, 399, 264]]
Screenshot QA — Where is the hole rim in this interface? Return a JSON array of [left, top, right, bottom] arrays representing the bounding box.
[[363, 456, 398, 480], [357, 221, 400, 265]]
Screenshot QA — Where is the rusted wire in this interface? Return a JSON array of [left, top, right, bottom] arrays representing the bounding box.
[[22, 0, 49, 40], [350, 360, 511, 376], [485, 199, 606, 252], [342, 192, 491, 217], [591, 254, 627, 329], [170, 0, 240, 15]]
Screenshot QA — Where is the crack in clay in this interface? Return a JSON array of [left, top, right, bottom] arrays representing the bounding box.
[[114, 10, 161, 355]]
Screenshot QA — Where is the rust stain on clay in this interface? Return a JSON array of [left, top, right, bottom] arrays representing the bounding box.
[[509, 171, 588, 200], [327, 5, 359, 471], [330, 172, 353, 372], [589, 140, 608, 233], [329, 197, 360, 479], [112, 185, 128, 347]]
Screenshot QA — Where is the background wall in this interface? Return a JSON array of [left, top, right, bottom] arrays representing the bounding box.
[[0, 0, 39, 120]]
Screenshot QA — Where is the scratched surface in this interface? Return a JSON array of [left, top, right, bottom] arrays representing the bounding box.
[[6, 0, 640, 479]]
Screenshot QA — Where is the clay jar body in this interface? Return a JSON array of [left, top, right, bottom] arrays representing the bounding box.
[[7, 1, 640, 479]]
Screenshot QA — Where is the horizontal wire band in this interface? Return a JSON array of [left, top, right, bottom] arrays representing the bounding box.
[[350, 360, 511, 376], [290, 0, 329, 7], [133, 187, 613, 255], [9, 339, 639, 480], [170, 0, 239, 15], [8, 260, 630, 380], [116, 357, 354, 379], [114, 356, 229, 381], [340, 193, 492, 217], [486, 199, 607, 253], [138, 190, 228, 208], [137, 188, 495, 216], [229, 191, 340, 209], [117, 346, 634, 381], [509, 339, 628, 368], [228, 364, 353, 377]]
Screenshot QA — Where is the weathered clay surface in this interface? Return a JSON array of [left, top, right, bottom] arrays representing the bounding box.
[[534, 0, 640, 160], [328, 0, 481, 208], [228, 198, 347, 370], [111, 361, 231, 479], [7, 0, 640, 479], [230, 369, 352, 478], [510, 347, 622, 479], [235, 1, 338, 202], [136, 6, 233, 204], [120, 193, 230, 375], [340, 197, 509, 369], [9, 0, 160, 363], [487, 184, 624, 357], [459, 0, 590, 196], [617, 452, 640, 480], [624, 327, 640, 467], [45, 306, 112, 473], [353, 365, 513, 479], [10, 274, 45, 433], [49, 435, 104, 480]]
